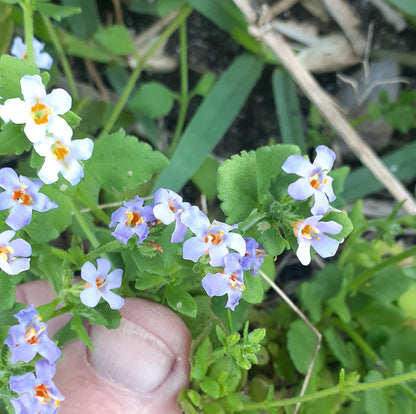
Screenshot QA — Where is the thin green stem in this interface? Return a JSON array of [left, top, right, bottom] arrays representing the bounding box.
[[75, 189, 111, 226], [168, 21, 188, 157], [238, 209, 267, 233], [50, 246, 79, 264], [69, 199, 99, 249], [21, 1, 34, 63], [334, 318, 382, 365], [227, 309, 234, 333], [100, 5, 193, 138], [85, 239, 122, 261], [40, 14, 78, 100], [347, 246, 416, 293], [241, 371, 416, 410]]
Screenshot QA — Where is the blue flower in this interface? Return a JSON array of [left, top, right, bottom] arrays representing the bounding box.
[[11, 36, 53, 70], [4, 305, 61, 364], [0, 230, 31, 275], [0, 168, 58, 231], [10, 359, 64, 414], [153, 188, 191, 243], [240, 237, 265, 275], [181, 206, 246, 267], [109, 196, 155, 244], [282, 145, 336, 215], [80, 258, 125, 310], [294, 215, 342, 265], [202, 253, 245, 311]]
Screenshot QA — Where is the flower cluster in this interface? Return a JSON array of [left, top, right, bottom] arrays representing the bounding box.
[[109, 189, 266, 311], [1, 74, 93, 185], [5, 306, 64, 413], [11, 36, 53, 70], [282, 145, 342, 265]]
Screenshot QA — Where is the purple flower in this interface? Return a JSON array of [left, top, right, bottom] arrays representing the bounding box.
[[109, 196, 155, 245], [4, 305, 61, 364], [80, 258, 124, 310], [0, 168, 58, 231], [10, 359, 64, 414], [181, 206, 246, 267], [0, 230, 31, 275], [153, 188, 191, 243], [294, 215, 342, 266], [282, 145, 336, 215], [202, 253, 245, 311], [240, 237, 266, 275]]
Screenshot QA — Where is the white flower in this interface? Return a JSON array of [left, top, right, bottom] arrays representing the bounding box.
[[33, 125, 93, 186], [11, 36, 53, 70], [2, 75, 72, 143]]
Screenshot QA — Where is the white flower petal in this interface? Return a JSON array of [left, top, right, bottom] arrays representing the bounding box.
[[21, 75, 46, 102], [48, 116, 72, 140], [3, 99, 30, 124], [45, 89, 72, 115], [70, 138, 94, 161], [38, 158, 60, 184], [24, 120, 47, 143], [11, 37, 26, 59]]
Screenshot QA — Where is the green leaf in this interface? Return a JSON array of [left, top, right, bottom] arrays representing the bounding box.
[[135, 271, 163, 290], [94, 25, 135, 56], [343, 142, 416, 200], [272, 68, 306, 153], [158, 0, 185, 16], [165, 285, 197, 317], [24, 185, 73, 242], [86, 130, 168, 193], [0, 273, 17, 310], [257, 226, 289, 257], [324, 210, 353, 242], [324, 327, 360, 370], [287, 319, 323, 375], [0, 54, 39, 99], [200, 378, 220, 399], [61, 110, 81, 129], [191, 72, 216, 98], [386, 0, 416, 17], [218, 144, 300, 224], [62, 0, 100, 39], [36, 3, 81, 21], [71, 313, 94, 350], [129, 82, 175, 119], [0, 123, 31, 155], [242, 272, 264, 304], [192, 156, 219, 201], [0, 5, 14, 55], [154, 53, 264, 192], [364, 370, 389, 414], [191, 337, 212, 380], [380, 326, 416, 370]]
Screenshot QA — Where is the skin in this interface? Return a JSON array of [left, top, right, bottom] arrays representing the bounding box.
[[15, 280, 192, 413]]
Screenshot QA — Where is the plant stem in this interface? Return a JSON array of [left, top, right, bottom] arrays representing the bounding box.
[[241, 371, 416, 410], [69, 198, 99, 249], [40, 14, 79, 100], [21, 1, 34, 63], [347, 246, 416, 293], [85, 239, 122, 261], [227, 308, 234, 332], [75, 189, 111, 226], [100, 5, 193, 138], [168, 21, 188, 157]]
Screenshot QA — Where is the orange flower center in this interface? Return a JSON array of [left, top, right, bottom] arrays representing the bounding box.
[[35, 384, 50, 401], [51, 141, 70, 165], [95, 276, 107, 290], [228, 274, 246, 292], [13, 186, 34, 205], [205, 230, 224, 245], [125, 211, 143, 227], [309, 171, 328, 190], [24, 316, 45, 345], [301, 224, 320, 241], [30, 98, 51, 125]]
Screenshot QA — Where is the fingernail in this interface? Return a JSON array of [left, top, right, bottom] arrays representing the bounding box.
[[87, 318, 175, 394]]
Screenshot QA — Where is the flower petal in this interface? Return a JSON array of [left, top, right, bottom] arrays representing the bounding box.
[[96, 258, 111, 277], [287, 178, 315, 201], [106, 268, 123, 289], [282, 155, 312, 177], [311, 190, 330, 215], [81, 261, 98, 284], [296, 238, 311, 266], [101, 290, 125, 310], [70, 138, 94, 160], [202, 272, 229, 297], [181, 206, 210, 237], [6, 204, 33, 231], [3, 98, 31, 124], [21, 75, 46, 102], [80, 287, 101, 308], [183, 237, 207, 262], [44, 89, 72, 114], [313, 145, 336, 172], [311, 234, 340, 258]]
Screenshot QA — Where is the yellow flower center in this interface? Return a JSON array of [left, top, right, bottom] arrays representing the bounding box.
[[0, 245, 14, 262], [309, 170, 328, 190], [205, 230, 224, 245], [301, 224, 320, 241], [228, 273, 246, 292], [30, 97, 51, 125], [51, 141, 70, 169], [95, 276, 107, 290]]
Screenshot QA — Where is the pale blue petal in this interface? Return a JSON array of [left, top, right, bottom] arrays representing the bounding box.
[[323, 176, 336, 202], [81, 261, 98, 284], [0, 191, 14, 210], [9, 239, 31, 257], [96, 258, 111, 276], [208, 243, 229, 267], [282, 155, 311, 177], [313, 145, 336, 172], [106, 268, 123, 289], [311, 234, 340, 258], [181, 206, 210, 237], [6, 205, 33, 230], [171, 219, 188, 243], [318, 220, 342, 235], [153, 203, 175, 225], [101, 290, 124, 310], [311, 191, 329, 215], [202, 272, 229, 297], [287, 178, 315, 201], [296, 238, 311, 266], [0, 167, 20, 189], [223, 233, 246, 256], [80, 287, 101, 308], [183, 237, 207, 262], [226, 290, 243, 311]]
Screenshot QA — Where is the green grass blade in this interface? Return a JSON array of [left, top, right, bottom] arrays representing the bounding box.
[[154, 53, 264, 192], [272, 68, 306, 153], [343, 142, 416, 200]]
